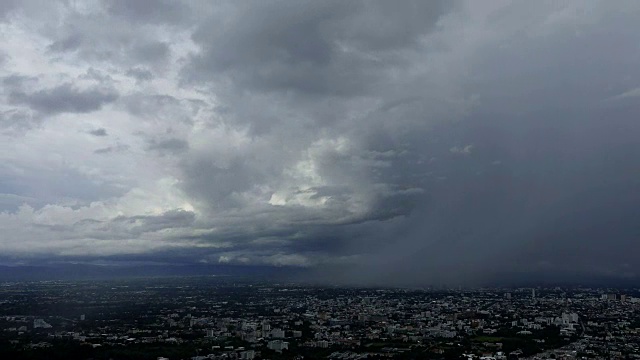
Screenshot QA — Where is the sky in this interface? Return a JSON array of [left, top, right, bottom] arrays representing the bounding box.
[[1, 0, 640, 285]]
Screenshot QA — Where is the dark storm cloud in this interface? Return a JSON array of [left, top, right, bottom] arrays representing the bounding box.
[[200, 1, 637, 285], [173, 1, 470, 259], [9, 83, 118, 115], [170, 1, 512, 277], [3, 1, 640, 285], [185, 0, 454, 96], [316, 105, 640, 286]]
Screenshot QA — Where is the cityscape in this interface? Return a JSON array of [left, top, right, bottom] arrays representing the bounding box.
[[1, 277, 639, 360], [1, 1, 640, 360]]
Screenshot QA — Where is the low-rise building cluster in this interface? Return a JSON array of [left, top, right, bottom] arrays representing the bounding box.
[[1, 278, 639, 359]]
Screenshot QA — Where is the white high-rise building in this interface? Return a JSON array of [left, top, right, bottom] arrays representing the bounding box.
[[267, 340, 289, 352], [271, 328, 285, 338], [33, 319, 52, 329], [569, 313, 579, 323], [240, 350, 256, 359]]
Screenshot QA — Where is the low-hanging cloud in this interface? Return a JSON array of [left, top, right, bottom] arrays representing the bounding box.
[[9, 83, 118, 115]]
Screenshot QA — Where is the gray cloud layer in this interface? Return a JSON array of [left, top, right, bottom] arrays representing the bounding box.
[[0, 1, 639, 285], [10, 83, 118, 115]]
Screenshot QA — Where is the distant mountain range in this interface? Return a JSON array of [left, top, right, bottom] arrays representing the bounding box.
[[0, 263, 636, 288], [0, 263, 304, 281]]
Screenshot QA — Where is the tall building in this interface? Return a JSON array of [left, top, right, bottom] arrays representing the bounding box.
[[33, 319, 52, 329], [268, 340, 289, 352], [570, 313, 579, 323], [240, 350, 256, 359], [532, 289, 536, 299], [271, 328, 285, 338]]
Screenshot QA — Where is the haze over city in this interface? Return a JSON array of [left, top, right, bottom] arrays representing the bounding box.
[[1, 0, 639, 286]]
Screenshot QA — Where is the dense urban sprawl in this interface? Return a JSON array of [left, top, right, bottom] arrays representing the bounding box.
[[1, 277, 639, 360]]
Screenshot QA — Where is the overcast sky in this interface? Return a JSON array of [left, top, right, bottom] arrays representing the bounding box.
[[1, 0, 639, 285]]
